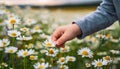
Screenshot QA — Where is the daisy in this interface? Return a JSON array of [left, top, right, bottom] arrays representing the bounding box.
[[92, 59, 107, 67], [60, 46, 70, 53], [78, 47, 93, 58], [103, 56, 112, 63], [5, 16, 20, 25], [0, 39, 10, 48], [57, 57, 67, 65], [43, 39, 56, 48], [33, 62, 49, 69], [29, 55, 38, 60], [45, 48, 58, 57], [7, 30, 21, 37], [110, 50, 120, 54], [17, 49, 34, 57], [66, 56, 76, 62], [59, 65, 69, 69], [31, 26, 42, 33], [5, 46, 18, 54], [20, 27, 29, 32], [1, 39, 10, 47], [17, 35, 32, 41], [24, 18, 36, 26]]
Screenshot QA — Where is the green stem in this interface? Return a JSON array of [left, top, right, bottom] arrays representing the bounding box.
[[11, 54, 15, 69], [24, 58, 27, 69], [0, 51, 4, 63]]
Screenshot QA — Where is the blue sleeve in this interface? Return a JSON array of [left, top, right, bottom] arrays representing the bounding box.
[[74, 0, 118, 39]]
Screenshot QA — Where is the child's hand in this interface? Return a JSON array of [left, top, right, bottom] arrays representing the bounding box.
[[52, 24, 81, 48]]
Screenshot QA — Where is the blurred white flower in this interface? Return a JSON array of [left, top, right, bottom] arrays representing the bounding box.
[[78, 47, 93, 58], [46, 48, 58, 57], [110, 50, 120, 54], [85, 63, 91, 68], [29, 55, 38, 60], [59, 65, 69, 69], [33, 62, 49, 69], [0, 39, 10, 48], [5, 46, 18, 54], [17, 35, 32, 41], [60, 46, 70, 53], [20, 27, 29, 32], [1, 62, 8, 67], [24, 18, 36, 26], [43, 39, 56, 48], [17, 49, 34, 57], [66, 56, 76, 62], [103, 56, 112, 63], [5, 16, 20, 25], [31, 26, 42, 33], [92, 59, 107, 67], [8, 30, 21, 37], [57, 57, 67, 65]]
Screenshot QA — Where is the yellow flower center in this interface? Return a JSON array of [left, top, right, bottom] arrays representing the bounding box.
[[11, 33, 17, 37], [46, 43, 52, 47], [106, 34, 111, 38], [30, 55, 35, 60], [104, 56, 110, 60], [49, 49, 54, 54], [60, 66, 65, 69], [63, 48, 67, 52], [39, 65, 45, 69], [35, 26, 40, 30], [82, 51, 88, 56], [60, 58, 65, 62], [9, 50, 14, 53], [69, 58, 73, 61], [97, 62, 103, 67], [3, 42, 7, 46], [23, 52, 29, 56], [10, 19, 16, 24]]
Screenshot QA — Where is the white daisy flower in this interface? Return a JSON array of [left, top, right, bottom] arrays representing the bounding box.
[[17, 49, 34, 57], [57, 57, 67, 65], [110, 50, 120, 54], [5, 46, 18, 54], [43, 39, 56, 48], [2, 39, 10, 47], [20, 27, 29, 32], [59, 65, 69, 69], [5, 16, 20, 25], [31, 26, 42, 33], [1, 62, 8, 67], [17, 35, 32, 41], [60, 46, 70, 53], [45, 48, 58, 57], [78, 47, 93, 58], [0, 39, 10, 48], [29, 55, 38, 60], [66, 56, 76, 62], [92, 59, 107, 67], [103, 56, 112, 63], [24, 19, 36, 26], [33, 62, 49, 69], [7, 30, 21, 37], [35, 41, 43, 49]]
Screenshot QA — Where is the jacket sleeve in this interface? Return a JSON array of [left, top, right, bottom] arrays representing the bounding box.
[[74, 0, 118, 39]]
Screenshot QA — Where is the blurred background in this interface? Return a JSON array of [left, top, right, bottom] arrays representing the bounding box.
[[0, 0, 102, 24]]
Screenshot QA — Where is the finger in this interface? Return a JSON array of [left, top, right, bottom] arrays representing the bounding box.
[[52, 29, 64, 41], [56, 32, 69, 46], [56, 43, 65, 48]]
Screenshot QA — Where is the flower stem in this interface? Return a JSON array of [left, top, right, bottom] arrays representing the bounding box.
[[11, 54, 15, 69]]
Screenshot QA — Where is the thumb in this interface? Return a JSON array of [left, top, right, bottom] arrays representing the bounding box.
[[56, 32, 69, 46]]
